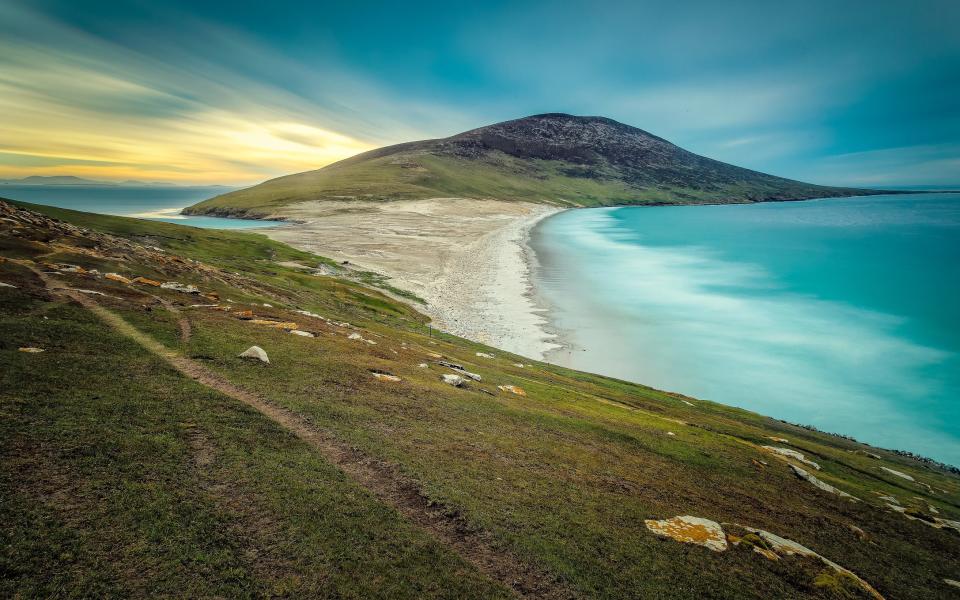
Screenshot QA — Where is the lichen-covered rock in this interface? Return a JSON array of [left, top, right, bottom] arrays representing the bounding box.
[[239, 346, 269, 363], [104, 273, 132, 284], [248, 319, 298, 330], [497, 385, 526, 396], [738, 527, 883, 600], [761, 446, 821, 470], [644, 516, 727, 552], [132, 276, 162, 287]]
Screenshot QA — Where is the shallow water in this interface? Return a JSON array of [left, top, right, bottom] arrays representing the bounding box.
[[531, 194, 960, 464], [0, 184, 271, 229]]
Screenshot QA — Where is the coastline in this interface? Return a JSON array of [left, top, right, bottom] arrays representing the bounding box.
[[256, 198, 565, 360]]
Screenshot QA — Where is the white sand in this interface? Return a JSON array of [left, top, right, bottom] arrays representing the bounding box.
[[261, 198, 564, 359]]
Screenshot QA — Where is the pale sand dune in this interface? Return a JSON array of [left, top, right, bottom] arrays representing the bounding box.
[[261, 198, 564, 359]]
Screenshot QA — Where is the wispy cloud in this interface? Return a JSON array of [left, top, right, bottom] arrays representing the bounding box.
[[0, 1, 469, 184]]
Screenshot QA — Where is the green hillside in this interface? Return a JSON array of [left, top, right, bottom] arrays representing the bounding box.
[[185, 114, 882, 218], [2, 199, 958, 598]]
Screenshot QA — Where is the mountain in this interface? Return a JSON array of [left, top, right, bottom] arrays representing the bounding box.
[[185, 113, 884, 218], [2, 198, 958, 598], [0, 175, 110, 186]]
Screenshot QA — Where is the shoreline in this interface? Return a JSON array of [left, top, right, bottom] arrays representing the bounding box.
[[255, 198, 565, 360], [418, 204, 564, 359]]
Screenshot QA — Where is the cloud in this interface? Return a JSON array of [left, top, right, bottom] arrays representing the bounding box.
[[0, 1, 470, 184], [795, 144, 960, 187]]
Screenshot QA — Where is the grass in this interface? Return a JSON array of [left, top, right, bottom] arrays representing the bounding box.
[[185, 150, 864, 218], [2, 201, 959, 598]]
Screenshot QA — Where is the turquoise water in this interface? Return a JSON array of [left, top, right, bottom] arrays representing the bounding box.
[[532, 194, 960, 464], [0, 185, 272, 229]]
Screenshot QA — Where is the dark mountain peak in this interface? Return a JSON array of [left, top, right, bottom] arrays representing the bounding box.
[[437, 113, 681, 166]]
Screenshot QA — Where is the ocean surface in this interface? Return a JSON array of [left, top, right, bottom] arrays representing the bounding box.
[[0, 184, 271, 229], [531, 193, 960, 465]]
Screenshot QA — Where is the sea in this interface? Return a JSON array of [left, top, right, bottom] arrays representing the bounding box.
[[0, 184, 271, 229], [531, 193, 960, 465]]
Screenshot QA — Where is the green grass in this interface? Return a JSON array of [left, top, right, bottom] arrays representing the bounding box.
[[2, 202, 959, 599], [185, 150, 863, 218]]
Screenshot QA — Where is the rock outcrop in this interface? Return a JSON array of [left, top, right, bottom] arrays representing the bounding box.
[[239, 346, 269, 363], [761, 446, 820, 470], [644, 516, 727, 552], [789, 465, 857, 500]]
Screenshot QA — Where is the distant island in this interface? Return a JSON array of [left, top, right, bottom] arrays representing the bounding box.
[[0, 175, 230, 188]]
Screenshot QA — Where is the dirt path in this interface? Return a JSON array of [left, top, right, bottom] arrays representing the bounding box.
[[34, 268, 575, 600]]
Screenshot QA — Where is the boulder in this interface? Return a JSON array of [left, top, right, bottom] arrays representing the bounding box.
[[766, 436, 789, 443], [348, 332, 363, 340], [104, 273, 132, 284], [476, 352, 494, 358], [161, 282, 200, 294], [442, 374, 466, 387], [239, 346, 269, 363], [644, 515, 727, 552], [289, 330, 315, 337], [417, 363, 429, 368]]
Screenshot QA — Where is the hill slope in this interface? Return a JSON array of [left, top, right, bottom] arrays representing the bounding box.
[[185, 113, 880, 217], [3, 199, 959, 599]]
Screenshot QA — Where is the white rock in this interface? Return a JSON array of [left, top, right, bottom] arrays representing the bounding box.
[[476, 352, 494, 358], [945, 579, 960, 589], [290, 330, 314, 337], [160, 282, 200, 294], [18, 347, 44, 353], [442, 374, 466, 387], [880, 466, 915, 481], [513, 362, 524, 368], [372, 372, 401, 382], [789, 465, 857, 500], [239, 346, 269, 363], [417, 363, 429, 368], [761, 446, 821, 470], [348, 332, 363, 340], [262, 303, 273, 307], [0, 282, 17, 288]]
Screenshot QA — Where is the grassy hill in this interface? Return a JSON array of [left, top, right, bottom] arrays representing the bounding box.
[[2, 199, 958, 598], [184, 114, 883, 218]]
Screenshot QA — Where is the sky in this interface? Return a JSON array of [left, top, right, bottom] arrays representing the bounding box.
[[1, 0, 958, 187]]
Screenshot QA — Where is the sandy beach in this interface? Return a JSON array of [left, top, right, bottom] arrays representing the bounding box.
[[261, 198, 564, 359]]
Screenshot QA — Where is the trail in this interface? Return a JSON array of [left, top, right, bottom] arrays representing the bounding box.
[[33, 267, 575, 600]]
